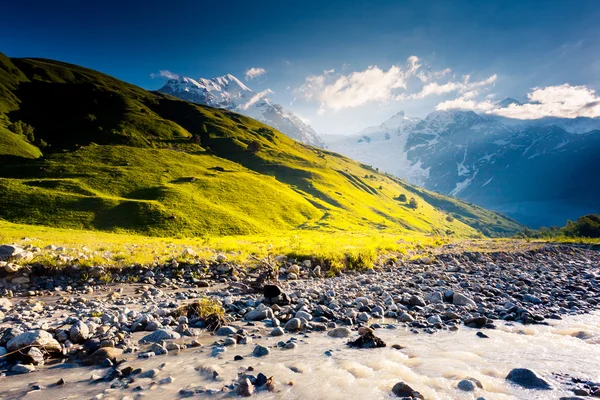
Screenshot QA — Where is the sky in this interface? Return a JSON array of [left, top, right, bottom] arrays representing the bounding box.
[[2, 0, 600, 134]]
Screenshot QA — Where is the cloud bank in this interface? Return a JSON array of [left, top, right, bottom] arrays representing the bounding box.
[[438, 84, 600, 119]]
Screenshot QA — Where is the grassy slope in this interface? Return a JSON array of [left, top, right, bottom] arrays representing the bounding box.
[[0, 53, 522, 237]]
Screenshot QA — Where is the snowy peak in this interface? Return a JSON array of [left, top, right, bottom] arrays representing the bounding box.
[[158, 73, 325, 147]]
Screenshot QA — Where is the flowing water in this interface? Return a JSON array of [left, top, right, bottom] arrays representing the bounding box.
[[2, 312, 600, 400]]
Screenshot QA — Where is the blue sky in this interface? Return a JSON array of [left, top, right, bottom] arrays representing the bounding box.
[[2, 0, 600, 134]]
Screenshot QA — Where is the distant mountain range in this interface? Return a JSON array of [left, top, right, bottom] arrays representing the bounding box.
[[159, 74, 325, 147], [327, 107, 600, 227]]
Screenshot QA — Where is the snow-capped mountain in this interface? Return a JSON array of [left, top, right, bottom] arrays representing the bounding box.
[[327, 110, 600, 227], [158, 75, 325, 147]]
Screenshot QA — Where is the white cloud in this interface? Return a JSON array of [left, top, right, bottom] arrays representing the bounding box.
[[239, 89, 273, 110], [415, 74, 497, 99], [295, 56, 420, 113], [436, 97, 496, 112], [437, 84, 600, 119], [245, 67, 267, 80], [295, 56, 498, 113], [150, 70, 179, 80]]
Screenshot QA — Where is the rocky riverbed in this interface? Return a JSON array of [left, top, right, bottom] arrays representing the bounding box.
[[0, 243, 599, 399]]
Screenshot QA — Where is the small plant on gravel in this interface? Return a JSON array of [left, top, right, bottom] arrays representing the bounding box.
[[98, 272, 114, 283], [172, 298, 226, 331]]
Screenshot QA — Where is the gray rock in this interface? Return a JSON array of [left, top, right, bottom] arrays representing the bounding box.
[[327, 327, 351, 338], [216, 326, 237, 336], [0, 298, 12, 311], [270, 327, 284, 337], [425, 292, 443, 304], [398, 312, 414, 322], [453, 293, 476, 308], [506, 368, 552, 390], [457, 379, 476, 391], [139, 329, 180, 343], [11, 364, 35, 374], [25, 347, 45, 365], [0, 245, 23, 261], [70, 320, 90, 343], [7, 330, 61, 353], [252, 345, 270, 357], [295, 310, 313, 321], [245, 304, 274, 321], [284, 318, 303, 332], [238, 378, 255, 397]]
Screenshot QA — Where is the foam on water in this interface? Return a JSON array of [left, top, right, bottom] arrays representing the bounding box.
[[2, 311, 600, 399]]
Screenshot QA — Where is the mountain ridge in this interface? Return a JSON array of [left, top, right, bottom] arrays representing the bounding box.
[[0, 53, 521, 237], [158, 73, 326, 148]]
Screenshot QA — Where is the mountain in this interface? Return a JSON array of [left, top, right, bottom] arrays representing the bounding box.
[[0, 53, 521, 237], [327, 110, 600, 227], [159, 75, 325, 148]]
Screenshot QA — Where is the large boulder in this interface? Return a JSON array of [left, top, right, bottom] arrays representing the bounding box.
[[506, 368, 552, 390], [7, 330, 61, 354]]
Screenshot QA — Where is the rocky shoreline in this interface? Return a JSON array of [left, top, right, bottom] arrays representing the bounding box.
[[0, 243, 599, 398]]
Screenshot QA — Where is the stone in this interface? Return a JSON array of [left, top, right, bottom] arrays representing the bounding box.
[[253, 345, 270, 357], [288, 265, 300, 275], [70, 320, 90, 343], [11, 364, 35, 374], [453, 293, 477, 308], [216, 326, 237, 336], [140, 329, 181, 343], [398, 312, 414, 322], [458, 379, 476, 391], [245, 304, 274, 321], [24, 347, 45, 365], [347, 332, 386, 349], [427, 315, 442, 324], [83, 347, 124, 365], [295, 310, 313, 321], [238, 378, 255, 397], [391, 382, 424, 399], [409, 295, 426, 307], [0, 298, 12, 311], [263, 284, 283, 298], [425, 292, 443, 304], [287, 273, 298, 280], [506, 368, 552, 390], [7, 330, 61, 354], [284, 318, 303, 332], [270, 327, 284, 336], [327, 327, 351, 338], [0, 245, 23, 261]]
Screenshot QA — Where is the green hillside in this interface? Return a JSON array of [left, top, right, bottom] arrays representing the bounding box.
[[0, 53, 522, 237]]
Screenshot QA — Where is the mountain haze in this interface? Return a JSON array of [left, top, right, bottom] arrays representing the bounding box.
[[327, 109, 600, 227]]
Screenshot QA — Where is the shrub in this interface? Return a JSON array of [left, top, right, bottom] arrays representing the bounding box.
[[563, 214, 600, 238], [397, 194, 407, 202], [247, 140, 263, 153], [446, 214, 454, 222], [408, 197, 419, 209], [9, 120, 35, 142]]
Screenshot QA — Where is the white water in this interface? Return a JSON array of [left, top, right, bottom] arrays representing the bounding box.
[[2, 312, 600, 399]]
